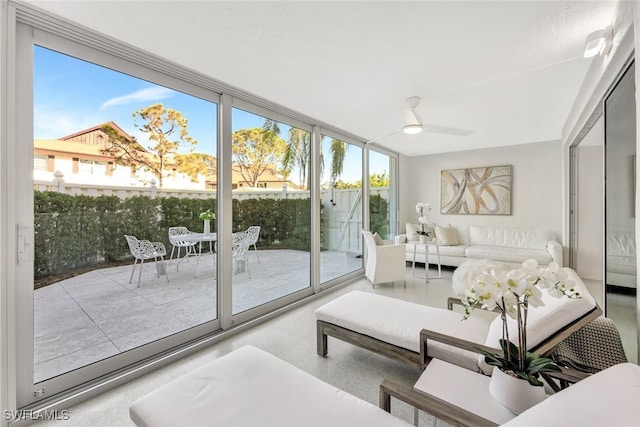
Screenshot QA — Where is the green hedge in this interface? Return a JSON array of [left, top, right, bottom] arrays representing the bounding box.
[[34, 193, 312, 278], [34, 192, 389, 279]]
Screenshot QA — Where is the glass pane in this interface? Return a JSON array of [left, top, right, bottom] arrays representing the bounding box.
[[368, 151, 395, 239], [33, 46, 218, 382], [605, 62, 637, 363], [231, 108, 311, 314], [320, 135, 363, 283]]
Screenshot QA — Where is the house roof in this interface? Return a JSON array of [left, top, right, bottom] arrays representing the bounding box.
[[59, 120, 133, 143]]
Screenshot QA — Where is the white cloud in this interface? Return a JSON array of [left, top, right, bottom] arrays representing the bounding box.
[[100, 86, 174, 110], [34, 106, 97, 139]]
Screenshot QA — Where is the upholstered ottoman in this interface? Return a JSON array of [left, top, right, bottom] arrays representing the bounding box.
[[130, 345, 410, 427], [502, 362, 640, 426]]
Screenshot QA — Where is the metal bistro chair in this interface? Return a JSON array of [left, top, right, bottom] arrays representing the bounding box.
[[168, 226, 198, 270], [124, 235, 170, 287], [232, 232, 252, 278], [244, 226, 261, 263]]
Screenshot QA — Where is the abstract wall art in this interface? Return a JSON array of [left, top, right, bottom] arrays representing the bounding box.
[[441, 165, 512, 215]]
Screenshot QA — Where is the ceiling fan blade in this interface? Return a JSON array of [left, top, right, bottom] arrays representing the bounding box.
[[423, 124, 473, 136], [366, 130, 401, 144]]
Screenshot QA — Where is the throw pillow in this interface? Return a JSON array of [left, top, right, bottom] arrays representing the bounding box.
[[435, 224, 459, 245], [373, 232, 384, 246], [405, 223, 420, 242]]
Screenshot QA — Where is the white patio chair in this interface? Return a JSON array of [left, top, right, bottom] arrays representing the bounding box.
[[244, 226, 261, 262], [232, 232, 252, 278], [168, 226, 197, 269], [124, 235, 170, 287]]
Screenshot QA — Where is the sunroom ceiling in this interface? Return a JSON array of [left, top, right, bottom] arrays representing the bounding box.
[[23, 0, 617, 157]]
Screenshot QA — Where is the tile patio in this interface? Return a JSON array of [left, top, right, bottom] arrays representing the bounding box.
[[34, 249, 362, 382]]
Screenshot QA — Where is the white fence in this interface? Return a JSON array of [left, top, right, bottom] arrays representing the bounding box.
[[34, 177, 389, 253]]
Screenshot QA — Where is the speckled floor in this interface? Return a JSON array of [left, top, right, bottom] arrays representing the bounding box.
[[31, 265, 457, 427], [29, 265, 637, 427]]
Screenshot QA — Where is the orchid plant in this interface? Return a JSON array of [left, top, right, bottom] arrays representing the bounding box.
[[459, 259, 581, 386], [415, 202, 431, 236]]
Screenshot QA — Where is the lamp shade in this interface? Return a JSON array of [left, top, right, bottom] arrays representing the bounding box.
[[402, 124, 423, 134]]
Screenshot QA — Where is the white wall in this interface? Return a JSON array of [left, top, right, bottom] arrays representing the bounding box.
[[398, 140, 564, 242]]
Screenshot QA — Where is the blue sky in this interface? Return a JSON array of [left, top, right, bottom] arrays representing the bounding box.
[[34, 46, 388, 185]]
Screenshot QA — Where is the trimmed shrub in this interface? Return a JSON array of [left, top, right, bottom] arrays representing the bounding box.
[[34, 192, 314, 279]]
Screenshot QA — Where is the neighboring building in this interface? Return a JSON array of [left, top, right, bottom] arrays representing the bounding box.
[[34, 121, 300, 191]]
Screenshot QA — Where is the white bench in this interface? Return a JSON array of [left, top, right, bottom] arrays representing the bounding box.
[[130, 345, 411, 427]]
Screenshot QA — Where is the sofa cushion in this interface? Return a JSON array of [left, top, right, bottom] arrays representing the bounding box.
[[465, 245, 552, 265], [435, 224, 459, 245], [469, 226, 553, 249], [406, 243, 468, 258], [429, 244, 468, 257], [315, 291, 491, 371], [607, 232, 636, 257], [405, 223, 420, 241]]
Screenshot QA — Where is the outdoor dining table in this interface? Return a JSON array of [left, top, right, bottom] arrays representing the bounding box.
[[179, 232, 217, 275]]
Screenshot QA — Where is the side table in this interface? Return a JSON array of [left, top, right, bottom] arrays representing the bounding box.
[[411, 241, 443, 283], [380, 359, 517, 427]]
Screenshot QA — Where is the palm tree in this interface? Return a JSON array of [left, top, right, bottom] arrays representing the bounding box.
[[282, 129, 347, 190], [282, 128, 311, 188]]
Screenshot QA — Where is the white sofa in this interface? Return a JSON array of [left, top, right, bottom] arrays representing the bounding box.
[[395, 224, 563, 267], [606, 231, 637, 288]]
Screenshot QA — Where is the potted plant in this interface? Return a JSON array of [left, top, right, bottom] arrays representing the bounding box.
[[199, 209, 216, 235], [415, 202, 431, 243], [459, 259, 580, 413]]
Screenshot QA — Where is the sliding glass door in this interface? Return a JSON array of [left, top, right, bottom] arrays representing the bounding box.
[[16, 25, 221, 406], [230, 105, 313, 316], [319, 134, 363, 284], [368, 149, 398, 239]]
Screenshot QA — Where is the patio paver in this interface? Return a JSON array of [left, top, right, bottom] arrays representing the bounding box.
[[33, 249, 362, 382]]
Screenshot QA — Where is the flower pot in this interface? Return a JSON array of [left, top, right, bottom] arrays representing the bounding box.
[[203, 219, 211, 236], [489, 368, 545, 414], [419, 234, 429, 244]]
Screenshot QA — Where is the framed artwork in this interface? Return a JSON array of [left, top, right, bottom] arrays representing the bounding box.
[[441, 165, 512, 215]]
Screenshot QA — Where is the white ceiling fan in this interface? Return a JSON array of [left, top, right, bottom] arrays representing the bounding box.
[[368, 96, 473, 144]]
